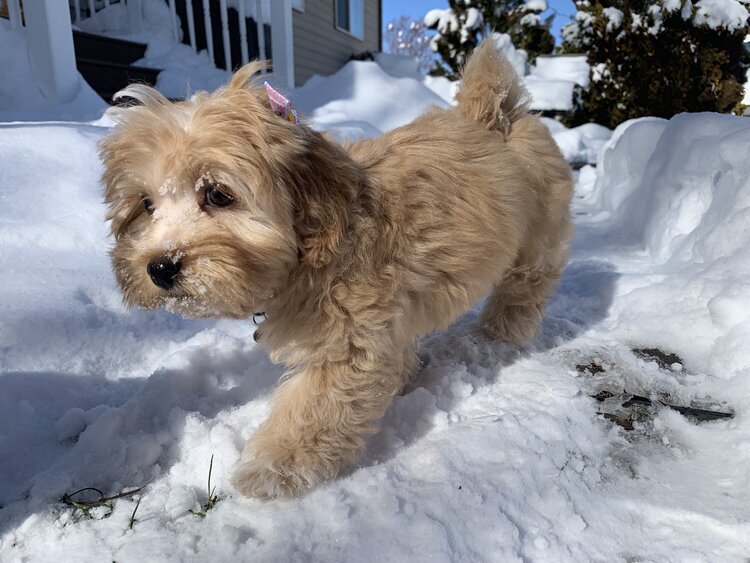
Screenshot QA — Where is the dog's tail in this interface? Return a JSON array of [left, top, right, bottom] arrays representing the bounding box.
[[455, 38, 530, 135]]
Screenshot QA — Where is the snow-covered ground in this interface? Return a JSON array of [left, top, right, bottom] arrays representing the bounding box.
[[2, 22, 750, 563]]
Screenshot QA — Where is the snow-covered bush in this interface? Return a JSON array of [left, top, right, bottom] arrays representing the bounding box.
[[424, 0, 555, 80], [562, 0, 750, 128], [384, 16, 434, 75]]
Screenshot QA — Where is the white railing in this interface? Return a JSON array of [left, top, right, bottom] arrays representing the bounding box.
[[12, 0, 294, 104], [70, 0, 128, 25], [169, 0, 268, 71], [70, 0, 272, 75]]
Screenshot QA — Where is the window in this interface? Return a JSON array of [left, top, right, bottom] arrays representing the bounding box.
[[335, 0, 364, 40]]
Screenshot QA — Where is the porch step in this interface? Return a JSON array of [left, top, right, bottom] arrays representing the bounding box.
[[76, 58, 161, 103], [72, 30, 160, 103], [73, 30, 147, 66]]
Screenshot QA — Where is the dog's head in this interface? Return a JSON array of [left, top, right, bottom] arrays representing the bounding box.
[[99, 63, 361, 318]]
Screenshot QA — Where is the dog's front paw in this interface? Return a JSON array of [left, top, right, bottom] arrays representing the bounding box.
[[232, 457, 309, 499], [231, 441, 334, 499]]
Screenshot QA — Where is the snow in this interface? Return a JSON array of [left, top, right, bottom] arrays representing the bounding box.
[[424, 9, 460, 35], [603, 7, 625, 32], [294, 60, 450, 140], [542, 119, 612, 165], [3, 105, 750, 560], [424, 7, 483, 44], [519, 12, 542, 26], [373, 51, 421, 79], [0, 21, 106, 122], [525, 55, 590, 112], [3, 12, 750, 561], [662, 0, 683, 12], [692, 0, 750, 30], [568, 0, 749, 35], [530, 55, 590, 88], [302, 46, 588, 133], [524, 0, 549, 11], [422, 74, 460, 105], [422, 9, 590, 112], [373, 52, 459, 105], [525, 77, 577, 111], [78, 0, 231, 99], [464, 7, 483, 29], [491, 32, 528, 80], [581, 114, 750, 268], [527, 56, 589, 112]]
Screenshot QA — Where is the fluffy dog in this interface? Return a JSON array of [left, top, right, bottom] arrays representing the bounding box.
[[99, 39, 573, 498]]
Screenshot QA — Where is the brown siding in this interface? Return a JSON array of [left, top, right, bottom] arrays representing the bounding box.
[[293, 0, 380, 86]]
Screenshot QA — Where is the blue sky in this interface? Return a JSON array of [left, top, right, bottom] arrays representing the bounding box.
[[382, 0, 577, 41]]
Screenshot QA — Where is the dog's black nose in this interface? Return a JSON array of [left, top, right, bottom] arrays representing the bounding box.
[[147, 256, 181, 290]]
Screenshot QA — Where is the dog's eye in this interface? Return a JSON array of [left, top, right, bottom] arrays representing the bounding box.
[[143, 197, 155, 215], [206, 186, 234, 208]]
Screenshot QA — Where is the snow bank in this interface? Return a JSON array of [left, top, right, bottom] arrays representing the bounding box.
[[422, 74, 459, 104], [530, 54, 590, 88], [542, 118, 612, 165], [293, 54, 603, 157], [576, 112, 750, 375], [526, 55, 589, 112], [0, 22, 106, 122], [294, 60, 450, 140], [525, 77, 576, 111], [373, 52, 422, 79], [373, 52, 457, 104]]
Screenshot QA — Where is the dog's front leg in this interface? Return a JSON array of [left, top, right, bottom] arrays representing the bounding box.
[[232, 352, 406, 498]]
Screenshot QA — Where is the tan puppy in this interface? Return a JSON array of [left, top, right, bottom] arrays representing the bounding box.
[[99, 39, 573, 498]]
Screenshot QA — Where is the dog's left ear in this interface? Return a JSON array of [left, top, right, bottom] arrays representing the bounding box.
[[283, 130, 363, 268], [226, 65, 361, 267]]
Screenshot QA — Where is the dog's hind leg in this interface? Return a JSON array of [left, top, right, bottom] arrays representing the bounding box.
[[480, 243, 568, 344], [397, 342, 421, 395]]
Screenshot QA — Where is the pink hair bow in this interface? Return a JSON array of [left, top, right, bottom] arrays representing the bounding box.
[[264, 81, 300, 125]]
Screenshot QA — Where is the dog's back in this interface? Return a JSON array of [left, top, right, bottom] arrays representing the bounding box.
[[344, 39, 572, 340]]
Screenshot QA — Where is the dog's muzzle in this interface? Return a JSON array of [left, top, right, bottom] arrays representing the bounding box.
[[147, 256, 181, 290]]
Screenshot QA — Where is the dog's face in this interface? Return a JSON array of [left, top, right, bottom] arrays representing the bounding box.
[[99, 64, 358, 319]]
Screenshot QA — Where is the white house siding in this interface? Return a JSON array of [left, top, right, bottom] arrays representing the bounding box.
[[293, 0, 380, 86]]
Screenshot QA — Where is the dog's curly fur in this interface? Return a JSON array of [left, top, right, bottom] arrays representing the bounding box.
[[99, 39, 573, 498]]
